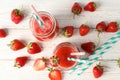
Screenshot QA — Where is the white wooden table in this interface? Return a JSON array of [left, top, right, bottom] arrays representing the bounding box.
[[0, 0, 120, 80]]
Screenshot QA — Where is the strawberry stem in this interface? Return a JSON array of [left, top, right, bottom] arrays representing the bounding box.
[[98, 61, 101, 66], [117, 58, 120, 68], [48, 67, 55, 72], [27, 42, 32, 50], [14, 62, 21, 68], [20, 4, 23, 12], [42, 57, 47, 62], [7, 40, 14, 49], [96, 32, 101, 48], [52, 56, 59, 64]]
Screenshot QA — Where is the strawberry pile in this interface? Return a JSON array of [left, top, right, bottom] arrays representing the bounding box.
[[0, 2, 119, 80]]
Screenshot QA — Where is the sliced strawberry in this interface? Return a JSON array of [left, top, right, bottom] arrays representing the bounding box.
[[0, 29, 7, 38], [33, 57, 47, 71], [71, 2, 82, 16], [105, 21, 118, 32], [8, 39, 26, 51], [81, 42, 96, 54], [79, 24, 90, 36], [27, 42, 42, 54], [14, 56, 28, 68], [84, 2, 96, 12], [62, 26, 74, 37]]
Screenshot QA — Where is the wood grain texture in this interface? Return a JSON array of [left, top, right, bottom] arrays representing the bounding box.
[[0, 0, 120, 80]]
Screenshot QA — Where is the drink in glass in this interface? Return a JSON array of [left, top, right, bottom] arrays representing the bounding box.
[[30, 11, 59, 41]]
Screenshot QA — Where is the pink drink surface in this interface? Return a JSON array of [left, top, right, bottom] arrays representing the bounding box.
[[55, 46, 77, 69], [33, 14, 53, 35]]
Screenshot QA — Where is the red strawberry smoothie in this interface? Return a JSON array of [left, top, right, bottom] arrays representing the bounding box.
[[54, 42, 79, 69], [30, 11, 59, 41], [33, 14, 53, 35]]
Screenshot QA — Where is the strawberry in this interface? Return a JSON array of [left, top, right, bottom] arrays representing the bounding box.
[[96, 21, 107, 47], [33, 57, 47, 71], [79, 24, 90, 36], [0, 29, 7, 38], [93, 62, 104, 78], [48, 68, 62, 80], [62, 26, 74, 37], [105, 21, 118, 32], [11, 9, 24, 24], [27, 42, 42, 54], [8, 39, 26, 51], [14, 56, 28, 68], [96, 21, 107, 32], [49, 56, 59, 67], [84, 2, 96, 12], [71, 2, 82, 16], [81, 42, 96, 54]]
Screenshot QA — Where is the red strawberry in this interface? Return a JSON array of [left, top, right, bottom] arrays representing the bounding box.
[[81, 42, 96, 54], [62, 26, 74, 37], [8, 39, 26, 51], [105, 22, 118, 32], [11, 9, 24, 24], [0, 29, 7, 38], [93, 63, 104, 78], [84, 2, 96, 12], [49, 56, 59, 67], [14, 56, 28, 68], [27, 42, 42, 54], [71, 2, 82, 16], [48, 68, 62, 80], [79, 24, 90, 36], [96, 21, 107, 47], [33, 57, 47, 71], [96, 21, 107, 32]]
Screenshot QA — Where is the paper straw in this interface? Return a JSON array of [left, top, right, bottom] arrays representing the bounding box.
[[71, 52, 86, 56], [69, 31, 120, 78], [31, 5, 44, 27], [68, 58, 87, 63], [68, 57, 118, 63]]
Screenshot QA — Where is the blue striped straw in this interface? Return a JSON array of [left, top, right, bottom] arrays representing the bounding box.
[[31, 5, 44, 28], [68, 57, 87, 63], [32, 13, 44, 27], [68, 31, 120, 79]]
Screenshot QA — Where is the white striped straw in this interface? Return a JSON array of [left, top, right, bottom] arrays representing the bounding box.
[[31, 5, 44, 27], [68, 58, 87, 63], [71, 52, 86, 56]]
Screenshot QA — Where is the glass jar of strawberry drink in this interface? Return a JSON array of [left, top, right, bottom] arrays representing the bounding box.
[[30, 11, 59, 41], [54, 42, 79, 70]]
